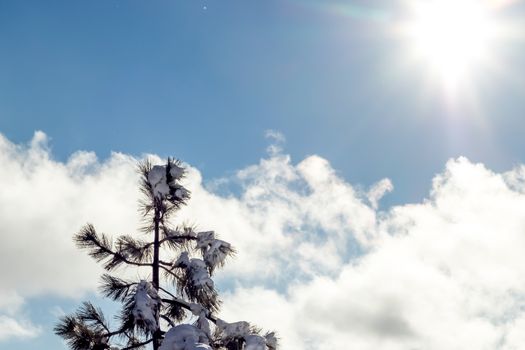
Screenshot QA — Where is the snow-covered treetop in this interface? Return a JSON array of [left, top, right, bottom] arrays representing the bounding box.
[[147, 161, 190, 203], [55, 158, 277, 350]]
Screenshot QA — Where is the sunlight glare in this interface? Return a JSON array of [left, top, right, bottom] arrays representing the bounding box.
[[403, 0, 498, 88]]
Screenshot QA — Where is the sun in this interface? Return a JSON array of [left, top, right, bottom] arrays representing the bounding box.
[[402, 0, 499, 88]]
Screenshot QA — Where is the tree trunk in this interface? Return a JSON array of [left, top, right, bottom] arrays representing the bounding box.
[[152, 206, 160, 350]]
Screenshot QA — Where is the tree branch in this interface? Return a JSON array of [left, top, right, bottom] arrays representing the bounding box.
[[161, 315, 176, 328], [160, 265, 178, 277], [158, 286, 176, 299], [159, 235, 197, 245], [121, 338, 154, 350], [161, 299, 217, 324], [75, 224, 153, 270]]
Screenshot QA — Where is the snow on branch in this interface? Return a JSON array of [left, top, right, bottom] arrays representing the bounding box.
[[195, 231, 235, 273], [147, 161, 190, 203], [215, 319, 278, 350], [159, 324, 211, 350], [132, 281, 161, 334], [173, 252, 219, 312]]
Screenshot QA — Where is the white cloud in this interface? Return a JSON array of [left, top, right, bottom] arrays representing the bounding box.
[[0, 132, 141, 298], [264, 129, 286, 144], [177, 152, 379, 281], [367, 178, 393, 209], [0, 316, 40, 341], [0, 290, 24, 315], [0, 291, 40, 341], [219, 157, 525, 350], [220, 288, 300, 346], [3, 132, 525, 349], [0, 132, 377, 299], [264, 129, 286, 155]]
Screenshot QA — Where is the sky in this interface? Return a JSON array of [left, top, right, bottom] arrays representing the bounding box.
[[2, 0, 525, 349]]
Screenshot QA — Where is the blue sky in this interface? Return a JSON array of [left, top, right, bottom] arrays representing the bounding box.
[[2, 1, 525, 349], [3, 0, 524, 204]]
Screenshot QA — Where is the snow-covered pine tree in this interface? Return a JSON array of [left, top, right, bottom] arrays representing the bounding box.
[[55, 158, 277, 350]]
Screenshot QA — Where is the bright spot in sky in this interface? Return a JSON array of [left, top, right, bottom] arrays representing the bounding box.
[[402, 0, 500, 88]]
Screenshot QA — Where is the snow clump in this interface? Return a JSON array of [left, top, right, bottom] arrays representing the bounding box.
[[132, 280, 160, 332], [196, 311, 211, 338], [216, 319, 277, 349], [148, 164, 188, 199], [264, 332, 277, 349], [244, 334, 267, 350], [175, 252, 214, 289], [196, 231, 232, 271], [159, 324, 211, 350], [216, 319, 251, 338]]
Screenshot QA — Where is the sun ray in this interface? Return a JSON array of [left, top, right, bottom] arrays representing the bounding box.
[[400, 0, 500, 90]]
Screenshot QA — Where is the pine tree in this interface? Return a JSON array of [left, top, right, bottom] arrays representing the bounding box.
[[55, 158, 277, 350]]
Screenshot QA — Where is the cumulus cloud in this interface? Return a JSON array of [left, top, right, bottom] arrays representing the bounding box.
[[220, 158, 525, 350], [177, 152, 380, 281], [3, 131, 525, 349], [0, 132, 141, 298]]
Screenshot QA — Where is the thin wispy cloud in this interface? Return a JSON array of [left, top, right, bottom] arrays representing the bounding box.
[[0, 316, 40, 341]]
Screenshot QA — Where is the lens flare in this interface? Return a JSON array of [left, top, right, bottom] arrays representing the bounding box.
[[401, 0, 500, 89]]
